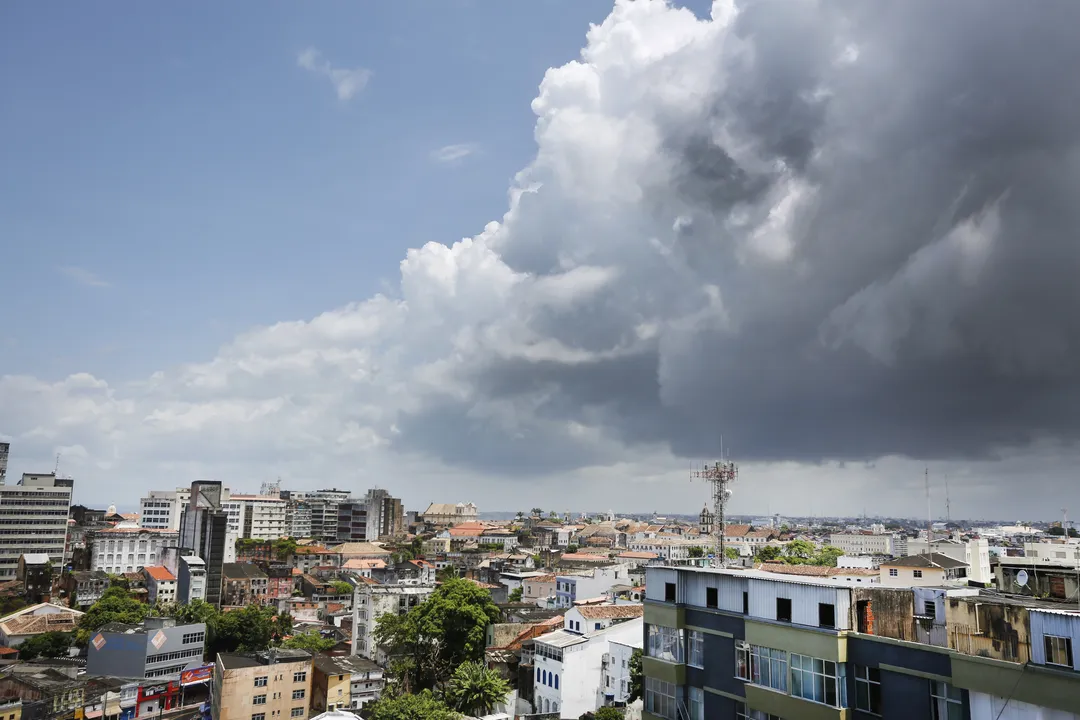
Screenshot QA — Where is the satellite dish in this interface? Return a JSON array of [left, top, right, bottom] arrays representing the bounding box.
[[1016, 570, 1029, 587]]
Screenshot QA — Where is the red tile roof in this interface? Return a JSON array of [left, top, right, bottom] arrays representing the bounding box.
[[142, 566, 176, 582]]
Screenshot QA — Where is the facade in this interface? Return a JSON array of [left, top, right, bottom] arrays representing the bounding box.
[[336, 501, 368, 543], [879, 553, 969, 587], [66, 570, 109, 608], [363, 489, 404, 541], [232, 495, 288, 540], [177, 555, 207, 604], [212, 649, 312, 720], [221, 563, 269, 607], [829, 531, 899, 556], [86, 618, 207, 679], [139, 488, 192, 532], [285, 500, 312, 539], [906, 538, 993, 585], [641, 564, 1080, 720], [555, 564, 633, 608], [289, 490, 352, 541], [311, 655, 385, 713], [420, 502, 478, 526], [179, 481, 229, 607], [604, 639, 639, 706], [16, 554, 52, 603], [142, 566, 178, 605], [351, 584, 436, 663], [89, 528, 178, 575], [523, 574, 558, 606], [0, 473, 73, 580]]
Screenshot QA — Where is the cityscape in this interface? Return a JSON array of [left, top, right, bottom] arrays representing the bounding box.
[[4, 1, 1080, 720]]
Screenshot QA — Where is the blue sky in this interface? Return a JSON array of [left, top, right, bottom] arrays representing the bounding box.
[[1, 1, 703, 382]]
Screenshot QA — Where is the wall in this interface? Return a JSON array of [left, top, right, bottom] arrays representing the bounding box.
[[969, 692, 1080, 720], [1030, 610, 1080, 671], [851, 587, 918, 641], [879, 565, 946, 588], [846, 636, 954, 720], [946, 598, 1029, 663], [747, 578, 851, 630], [217, 659, 311, 720]]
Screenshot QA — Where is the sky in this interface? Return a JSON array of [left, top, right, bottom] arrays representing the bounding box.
[[2, 0, 1079, 520]]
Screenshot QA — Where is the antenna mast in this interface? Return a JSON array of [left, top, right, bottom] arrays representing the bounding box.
[[691, 458, 738, 568], [925, 468, 932, 561], [945, 474, 951, 525]]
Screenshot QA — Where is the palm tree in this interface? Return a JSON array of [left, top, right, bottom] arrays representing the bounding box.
[[445, 661, 510, 716]]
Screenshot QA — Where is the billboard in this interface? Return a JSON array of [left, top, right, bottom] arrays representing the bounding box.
[[180, 665, 214, 686]]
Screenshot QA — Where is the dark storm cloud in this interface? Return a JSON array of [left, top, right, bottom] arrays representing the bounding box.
[[389, 0, 1080, 476]]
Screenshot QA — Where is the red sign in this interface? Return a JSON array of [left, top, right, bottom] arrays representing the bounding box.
[[180, 665, 214, 686]]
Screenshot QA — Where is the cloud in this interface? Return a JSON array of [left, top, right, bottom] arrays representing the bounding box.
[[431, 143, 480, 164], [57, 266, 111, 288], [297, 48, 371, 101], [5, 0, 1080, 516]]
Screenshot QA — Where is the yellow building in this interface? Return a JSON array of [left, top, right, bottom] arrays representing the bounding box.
[[213, 649, 312, 720]]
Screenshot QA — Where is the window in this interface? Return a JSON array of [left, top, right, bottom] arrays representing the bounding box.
[[735, 703, 782, 720], [647, 625, 684, 663], [736, 642, 750, 680], [750, 645, 788, 692], [291, 709, 304, 718], [292, 689, 305, 700], [665, 583, 677, 602], [254, 676, 268, 688], [1045, 635, 1074, 668], [554, 675, 559, 689], [252, 715, 265, 720], [595, 622, 602, 630], [855, 665, 881, 714], [819, 603, 835, 629], [791, 653, 846, 707], [688, 686, 704, 720], [182, 632, 205, 645], [252, 695, 267, 706], [743, 591, 749, 615], [776, 597, 792, 622], [913, 569, 923, 578], [706, 587, 718, 608], [645, 678, 676, 720], [930, 681, 963, 720], [889, 568, 898, 577], [293, 671, 307, 683], [687, 630, 704, 668], [923, 600, 936, 616]]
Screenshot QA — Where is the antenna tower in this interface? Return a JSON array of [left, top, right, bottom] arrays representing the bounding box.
[[945, 474, 951, 525], [691, 459, 738, 567]]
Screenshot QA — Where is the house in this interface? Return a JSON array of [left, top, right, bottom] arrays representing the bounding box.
[[420, 503, 478, 526], [555, 565, 632, 609], [563, 604, 643, 634], [0, 602, 84, 647], [290, 546, 341, 573], [65, 570, 109, 608], [142, 565, 178, 605], [879, 553, 969, 587], [482, 529, 520, 551], [221, 563, 269, 607], [523, 574, 558, 607], [311, 654, 385, 713], [330, 543, 392, 562], [212, 649, 313, 720], [16, 554, 51, 604]]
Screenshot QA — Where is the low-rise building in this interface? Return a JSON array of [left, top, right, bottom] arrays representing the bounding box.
[[65, 569, 109, 608], [0, 602, 83, 647], [221, 563, 269, 607], [351, 584, 436, 663], [142, 566, 177, 605], [16, 554, 52, 604], [212, 649, 312, 720], [312, 654, 385, 714], [87, 617, 207, 680], [829, 531, 900, 557], [523, 574, 558, 607], [177, 555, 206, 604], [555, 565, 633, 609], [879, 553, 969, 587]]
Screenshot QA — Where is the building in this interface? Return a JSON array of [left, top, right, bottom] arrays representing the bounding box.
[[906, 537, 993, 585], [177, 555, 207, 604], [179, 481, 229, 607], [995, 555, 1080, 601], [143, 566, 177, 605], [879, 553, 970, 587], [603, 639, 639, 706], [65, 569, 109, 608], [532, 610, 643, 717], [311, 654, 385, 714], [0, 443, 7, 484], [0, 663, 86, 719], [555, 565, 633, 609], [0, 602, 83, 647], [221, 563, 269, 607], [0, 473, 73, 580], [336, 501, 368, 543], [351, 584, 436, 663], [212, 649, 312, 720], [641, 564, 1080, 720], [86, 617, 207, 679], [285, 499, 312, 539], [482, 529, 520, 551], [420, 502, 478, 526], [829, 531, 899, 556], [16, 554, 52, 604], [139, 488, 192, 532], [287, 490, 352, 542], [232, 495, 288, 540], [89, 528, 179, 574], [523, 574, 558, 607]]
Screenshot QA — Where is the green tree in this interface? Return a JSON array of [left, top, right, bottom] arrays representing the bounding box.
[[508, 586, 523, 602], [274, 537, 298, 560], [330, 580, 354, 596], [374, 577, 500, 692], [436, 565, 458, 583], [783, 539, 816, 564], [210, 605, 289, 655], [687, 546, 704, 558], [627, 648, 643, 702], [363, 691, 460, 720], [18, 631, 72, 660], [445, 661, 510, 716], [76, 586, 151, 646], [281, 630, 335, 653], [591, 708, 624, 720], [565, 545, 579, 554], [170, 599, 219, 626], [724, 547, 740, 561], [754, 545, 783, 562], [530, 508, 543, 517], [812, 545, 844, 567]]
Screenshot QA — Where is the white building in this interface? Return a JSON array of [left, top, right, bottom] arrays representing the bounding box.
[[142, 566, 177, 605], [90, 528, 179, 575], [555, 564, 633, 608], [0, 473, 73, 579], [351, 584, 436, 663], [905, 537, 992, 585], [420, 502, 478, 526], [603, 639, 639, 706], [177, 555, 206, 603], [139, 488, 190, 531], [829, 532, 898, 556], [231, 495, 288, 540], [532, 613, 644, 718], [625, 538, 700, 563], [481, 531, 520, 551]]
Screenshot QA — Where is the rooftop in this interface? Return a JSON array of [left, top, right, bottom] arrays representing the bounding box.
[[883, 553, 968, 569], [218, 649, 312, 671], [223, 563, 268, 580], [19, 553, 51, 565], [574, 604, 644, 620], [312, 654, 382, 676], [142, 566, 176, 582]]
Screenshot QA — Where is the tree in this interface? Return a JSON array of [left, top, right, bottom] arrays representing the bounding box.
[[363, 691, 460, 720], [783, 539, 816, 564], [18, 631, 72, 660], [282, 631, 335, 653], [754, 545, 783, 562], [724, 547, 740, 561], [530, 508, 543, 517], [812, 545, 843, 567], [627, 648, 643, 702], [565, 545, 579, 554], [687, 546, 704, 559], [508, 586, 523, 602], [330, 580, 354, 596], [591, 708, 624, 720], [374, 577, 500, 693], [77, 586, 151, 645], [274, 537, 298, 560], [170, 599, 219, 626], [210, 604, 290, 656], [445, 661, 510, 716], [436, 565, 458, 583]]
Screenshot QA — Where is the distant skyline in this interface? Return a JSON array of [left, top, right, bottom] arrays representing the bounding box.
[[3, 0, 1080, 519]]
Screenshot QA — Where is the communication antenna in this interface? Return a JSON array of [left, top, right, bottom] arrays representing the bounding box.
[[54, 453, 61, 475], [945, 474, 951, 525], [691, 456, 738, 568]]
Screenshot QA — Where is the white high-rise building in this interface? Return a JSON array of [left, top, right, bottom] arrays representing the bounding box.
[[0, 472, 73, 579], [139, 488, 190, 531], [232, 495, 288, 540]]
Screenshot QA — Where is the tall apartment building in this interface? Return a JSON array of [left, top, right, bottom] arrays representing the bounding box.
[[0, 442, 8, 484], [352, 583, 436, 663], [336, 489, 404, 543], [641, 564, 1080, 720], [232, 495, 288, 540], [285, 500, 312, 538], [139, 488, 190, 531], [293, 489, 352, 541], [89, 528, 179, 574], [178, 481, 229, 607], [213, 649, 313, 720], [0, 472, 73, 579]]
